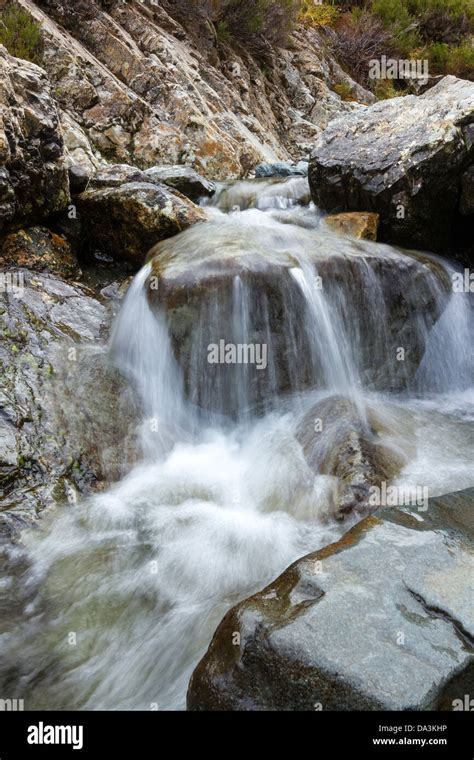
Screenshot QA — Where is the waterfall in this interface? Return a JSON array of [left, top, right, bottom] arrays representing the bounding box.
[[0, 175, 472, 712], [231, 275, 252, 418], [109, 263, 188, 454], [289, 265, 359, 393], [415, 284, 473, 394]]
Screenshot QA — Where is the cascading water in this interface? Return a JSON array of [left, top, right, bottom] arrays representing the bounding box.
[[415, 277, 473, 395], [290, 264, 360, 392], [108, 264, 188, 454], [0, 176, 472, 710]]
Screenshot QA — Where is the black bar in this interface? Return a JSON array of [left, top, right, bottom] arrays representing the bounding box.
[[0, 710, 472, 757]]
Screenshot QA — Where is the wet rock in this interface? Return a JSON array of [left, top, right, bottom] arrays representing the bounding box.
[[254, 161, 309, 179], [84, 162, 215, 202], [324, 212, 379, 241], [0, 47, 70, 232], [68, 164, 91, 195], [146, 219, 449, 416], [309, 77, 474, 261], [188, 487, 474, 711], [296, 396, 408, 520], [1, 227, 80, 279], [77, 182, 207, 264], [144, 166, 215, 202], [0, 269, 137, 541]]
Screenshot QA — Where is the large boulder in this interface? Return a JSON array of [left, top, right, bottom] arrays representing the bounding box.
[[309, 77, 474, 263], [76, 181, 207, 264], [0, 46, 70, 232], [86, 163, 215, 203], [146, 217, 450, 416], [188, 487, 474, 711]]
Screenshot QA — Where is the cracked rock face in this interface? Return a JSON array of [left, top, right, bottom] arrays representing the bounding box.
[[309, 76, 474, 264], [187, 488, 474, 711], [0, 46, 70, 233], [19, 0, 370, 178], [0, 269, 138, 541]]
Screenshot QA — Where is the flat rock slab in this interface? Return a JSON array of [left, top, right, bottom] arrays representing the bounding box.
[[188, 488, 474, 711]]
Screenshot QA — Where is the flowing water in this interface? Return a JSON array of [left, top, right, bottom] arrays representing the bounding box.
[[0, 177, 472, 710]]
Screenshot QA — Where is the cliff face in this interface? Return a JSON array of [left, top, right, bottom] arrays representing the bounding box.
[[0, 44, 70, 233], [6, 0, 371, 179]]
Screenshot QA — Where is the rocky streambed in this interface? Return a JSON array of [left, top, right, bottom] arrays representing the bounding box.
[[0, 29, 473, 711]]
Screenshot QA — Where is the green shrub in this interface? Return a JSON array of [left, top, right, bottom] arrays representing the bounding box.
[[164, 0, 301, 53], [448, 39, 474, 78], [417, 7, 472, 45], [371, 0, 412, 28], [0, 5, 44, 64], [373, 77, 400, 98], [331, 0, 473, 88], [407, 0, 474, 26], [425, 39, 474, 78], [331, 10, 401, 88], [216, 0, 301, 51], [370, 0, 473, 53], [216, 19, 231, 42], [370, 0, 421, 54], [425, 41, 451, 70]]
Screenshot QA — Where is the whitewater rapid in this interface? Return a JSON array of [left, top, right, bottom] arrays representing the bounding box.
[[0, 177, 472, 710]]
